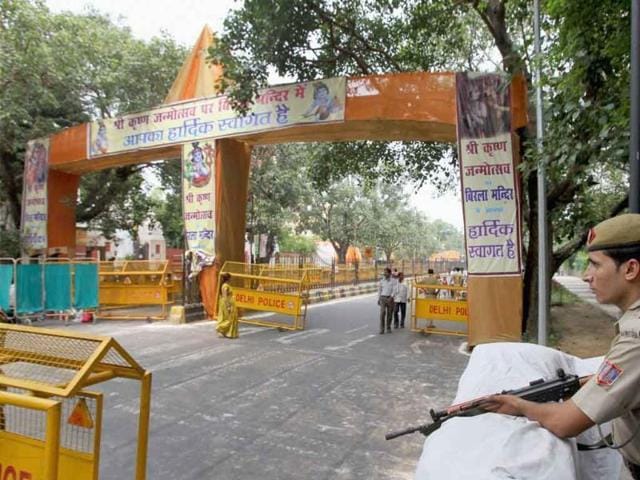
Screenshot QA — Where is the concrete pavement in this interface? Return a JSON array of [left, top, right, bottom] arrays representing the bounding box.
[[62, 294, 469, 479]]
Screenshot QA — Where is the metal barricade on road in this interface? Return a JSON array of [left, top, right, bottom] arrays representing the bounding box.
[[0, 324, 151, 479], [411, 281, 468, 337], [98, 260, 173, 320], [219, 262, 309, 330]]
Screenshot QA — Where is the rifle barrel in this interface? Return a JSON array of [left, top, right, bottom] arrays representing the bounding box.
[[385, 424, 426, 440]]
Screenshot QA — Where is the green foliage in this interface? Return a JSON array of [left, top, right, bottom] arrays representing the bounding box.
[[0, 228, 20, 257], [551, 281, 579, 306], [150, 160, 183, 249], [0, 0, 186, 237], [151, 190, 183, 249], [249, 144, 312, 241], [247, 143, 463, 262], [300, 176, 371, 262], [308, 141, 457, 194], [278, 230, 317, 255], [84, 173, 160, 242]]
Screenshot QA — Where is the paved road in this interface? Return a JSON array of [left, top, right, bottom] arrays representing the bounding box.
[[63, 294, 469, 480]]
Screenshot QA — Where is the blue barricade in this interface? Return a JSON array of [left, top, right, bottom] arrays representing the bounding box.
[[74, 263, 99, 309], [0, 263, 13, 311], [45, 263, 72, 311], [16, 263, 43, 314]]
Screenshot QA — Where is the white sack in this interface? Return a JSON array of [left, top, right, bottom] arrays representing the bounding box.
[[415, 342, 622, 480]]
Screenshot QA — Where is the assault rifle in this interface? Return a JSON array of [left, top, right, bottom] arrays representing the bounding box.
[[385, 368, 580, 441]]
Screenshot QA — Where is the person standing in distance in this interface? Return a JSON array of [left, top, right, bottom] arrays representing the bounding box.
[[484, 214, 640, 479], [393, 272, 409, 329], [378, 267, 396, 334]]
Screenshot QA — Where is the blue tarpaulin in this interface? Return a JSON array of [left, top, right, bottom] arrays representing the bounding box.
[[0, 264, 13, 311], [16, 264, 43, 314], [74, 263, 99, 309], [45, 263, 72, 311]]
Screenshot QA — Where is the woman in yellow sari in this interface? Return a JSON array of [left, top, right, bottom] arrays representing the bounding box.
[[216, 273, 239, 338]]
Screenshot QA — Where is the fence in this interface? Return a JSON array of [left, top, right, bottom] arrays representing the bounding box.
[[0, 323, 151, 479], [263, 258, 465, 289], [411, 280, 468, 337], [98, 260, 174, 320], [219, 262, 309, 330], [0, 257, 99, 324], [159, 252, 465, 301]]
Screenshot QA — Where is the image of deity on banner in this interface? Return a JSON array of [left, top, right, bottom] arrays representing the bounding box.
[[91, 120, 109, 156], [456, 74, 511, 139], [24, 141, 48, 192], [184, 141, 214, 188], [302, 81, 343, 121]]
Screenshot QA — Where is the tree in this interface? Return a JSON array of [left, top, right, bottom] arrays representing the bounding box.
[[359, 183, 411, 261], [278, 229, 317, 256], [299, 177, 371, 263], [396, 210, 439, 261], [84, 174, 160, 250], [247, 145, 313, 261], [150, 159, 184, 249], [1, 0, 186, 237], [210, 0, 633, 336]]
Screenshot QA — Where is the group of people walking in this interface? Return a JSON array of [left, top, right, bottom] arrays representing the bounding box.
[[377, 267, 409, 334]]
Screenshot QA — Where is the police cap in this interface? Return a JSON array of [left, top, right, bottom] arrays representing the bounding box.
[[586, 214, 640, 252]]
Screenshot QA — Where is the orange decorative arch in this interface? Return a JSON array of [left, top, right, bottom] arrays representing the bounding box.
[[40, 26, 527, 345]]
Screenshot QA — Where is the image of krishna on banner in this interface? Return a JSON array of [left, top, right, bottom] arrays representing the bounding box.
[[182, 140, 216, 278]]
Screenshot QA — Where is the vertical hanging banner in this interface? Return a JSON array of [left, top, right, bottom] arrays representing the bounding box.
[[21, 137, 49, 253], [182, 140, 216, 274], [456, 73, 522, 275]]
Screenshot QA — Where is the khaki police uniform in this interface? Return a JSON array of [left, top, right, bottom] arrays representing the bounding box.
[[571, 213, 640, 473], [572, 298, 640, 464]]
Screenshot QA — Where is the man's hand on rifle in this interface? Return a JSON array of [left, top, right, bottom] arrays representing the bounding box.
[[483, 396, 594, 438], [482, 394, 524, 416]]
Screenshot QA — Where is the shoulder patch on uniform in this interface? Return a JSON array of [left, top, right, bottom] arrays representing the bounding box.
[[596, 360, 623, 387], [620, 329, 640, 339]]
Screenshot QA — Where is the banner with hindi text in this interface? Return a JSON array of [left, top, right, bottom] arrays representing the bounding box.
[[21, 137, 49, 253], [456, 73, 522, 275], [89, 77, 346, 157], [182, 140, 215, 263]]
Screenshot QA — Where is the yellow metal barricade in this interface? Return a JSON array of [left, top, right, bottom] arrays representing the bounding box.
[[98, 260, 173, 320], [0, 323, 151, 479], [219, 262, 309, 330], [411, 282, 468, 337]]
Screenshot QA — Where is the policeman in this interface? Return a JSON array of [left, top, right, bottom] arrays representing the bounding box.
[[485, 213, 640, 479]]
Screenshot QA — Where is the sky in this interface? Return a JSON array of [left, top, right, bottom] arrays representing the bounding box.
[[45, 0, 464, 230]]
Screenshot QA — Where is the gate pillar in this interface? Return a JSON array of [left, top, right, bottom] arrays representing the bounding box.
[[199, 138, 252, 317]]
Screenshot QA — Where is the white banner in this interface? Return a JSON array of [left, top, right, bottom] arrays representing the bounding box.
[[89, 77, 346, 157], [182, 140, 215, 256], [21, 137, 49, 253], [456, 73, 522, 275]]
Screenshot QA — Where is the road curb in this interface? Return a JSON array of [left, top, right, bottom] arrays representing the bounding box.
[[306, 284, 377, 304]]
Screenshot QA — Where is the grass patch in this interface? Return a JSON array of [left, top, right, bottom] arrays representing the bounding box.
[[551, 280, 581, 306]]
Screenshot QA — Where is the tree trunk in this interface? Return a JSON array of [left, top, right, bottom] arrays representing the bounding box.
[[0, 151, 22, 229]]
